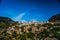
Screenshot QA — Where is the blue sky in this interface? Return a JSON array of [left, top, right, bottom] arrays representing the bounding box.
[[0, 0, 60, 22]]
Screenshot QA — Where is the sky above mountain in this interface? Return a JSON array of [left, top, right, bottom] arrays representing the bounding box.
[[0, 0, 60, 22]]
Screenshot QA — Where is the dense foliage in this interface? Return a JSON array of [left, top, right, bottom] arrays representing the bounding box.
[[0, 14, 60, 40], [48, 14, 60, 22]]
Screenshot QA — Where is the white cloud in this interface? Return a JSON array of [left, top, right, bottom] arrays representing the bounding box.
[[20, 20, 27, 23], [31, 19, 38, 22], [13, 8, 34, 22], [13, 13, 39, 22], [13, 13, 25, 21]]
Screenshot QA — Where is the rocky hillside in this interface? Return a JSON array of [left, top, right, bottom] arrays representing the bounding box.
[[0, 16, 14, 22], [0, 15, 60, 40], [48, 14, 60, 22], [0, 16, 15, 28]]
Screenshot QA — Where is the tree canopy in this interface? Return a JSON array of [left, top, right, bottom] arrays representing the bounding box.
[[48, 14, 60, 22]]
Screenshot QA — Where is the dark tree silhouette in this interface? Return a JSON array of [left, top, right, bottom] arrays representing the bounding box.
[[48, 13, 60, 22]]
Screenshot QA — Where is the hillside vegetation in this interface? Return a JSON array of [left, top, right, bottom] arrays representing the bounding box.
[[48, 14, 60, 22], [0, 14, 60, 40]]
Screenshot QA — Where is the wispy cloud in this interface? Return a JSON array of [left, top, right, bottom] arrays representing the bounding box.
[[13, 8, 39, 22], [13, 13, 38, 22], [13, 13, 25, 21], [20, 20, 27, 23], [31, 19, 38, 22]]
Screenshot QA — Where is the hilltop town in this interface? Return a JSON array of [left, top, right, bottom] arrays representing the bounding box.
[[0, 14, 60, 40]]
